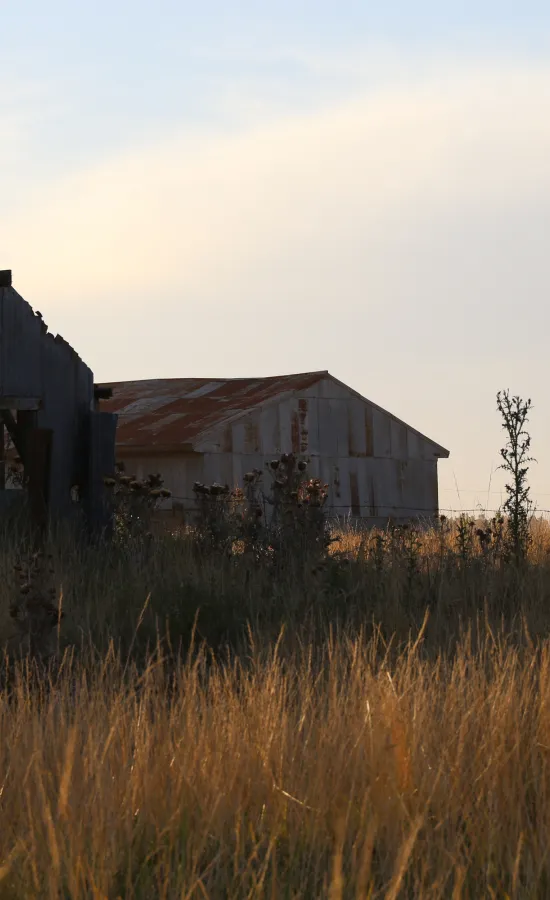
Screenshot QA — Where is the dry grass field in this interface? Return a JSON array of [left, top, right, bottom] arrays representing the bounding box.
[[1, 515, 550, 897]]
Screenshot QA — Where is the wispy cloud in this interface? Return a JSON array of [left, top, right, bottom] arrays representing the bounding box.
[[4, 59, 550, 303], [2, 57, 550, 506], [0, 76, 65, 197]]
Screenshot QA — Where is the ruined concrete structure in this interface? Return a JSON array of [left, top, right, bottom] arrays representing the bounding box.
[[100, 371, 449, 526], [0, 270, 117, 530]]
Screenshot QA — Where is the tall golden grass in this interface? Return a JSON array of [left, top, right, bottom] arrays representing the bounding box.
[[1, 518, 550, 896], [0, 619, 549, 897]]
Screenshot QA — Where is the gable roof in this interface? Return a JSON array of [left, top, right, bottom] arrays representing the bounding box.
[[99, 372, 327, 453], [99, 371, 449, 457]]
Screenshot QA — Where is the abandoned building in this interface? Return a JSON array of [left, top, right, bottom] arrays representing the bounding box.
[[0, 271, 116, 530], [100, 372, 449, 525]]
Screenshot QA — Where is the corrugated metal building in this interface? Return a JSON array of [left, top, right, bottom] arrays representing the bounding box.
[[0, 270, 116, 529], [99, 371, 449, 525]]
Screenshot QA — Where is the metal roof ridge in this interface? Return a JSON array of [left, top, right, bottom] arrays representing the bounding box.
[[100, 370, 330, 386]]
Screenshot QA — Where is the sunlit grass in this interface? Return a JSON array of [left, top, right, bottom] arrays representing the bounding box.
[[0, 619, 549, 897], [1, 515, 550, 896]]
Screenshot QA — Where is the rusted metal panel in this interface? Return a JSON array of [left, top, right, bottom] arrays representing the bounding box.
[[396, 459, 407, 503], [288, 398, 309, 455], [332, 463, 342, 503], [317, 378, 350, 400], [372, 408, 392, 458], [349, 471, 360, 517], [100, 372, 328, 453], [232, 423, 245, 454], [221, 425, 233, 453], [277, 400, 292, 452], [391, 420, 408, 459], [347, 399, 365, 457], [318, 401, 338, 457], [231, 453, 243, 492], [306, 454, 320, 483], [244, 421, 260, 453], [331, 400, 349, 456], [353, 458, 377, 517], [400, 459, 438, 515], [291, 410, 300, 453], [368, 469, 378, 518], [203, 453, 220, 486], [258, 405, 278, 454], [304, 396, 319, 455], [407, 429, 420, 459], [298, 398, 309, 453], [365, 406, 374, 456], [118, 453, 202, 510], [338, 459, 352, 509], [216, 453, 234, 490]]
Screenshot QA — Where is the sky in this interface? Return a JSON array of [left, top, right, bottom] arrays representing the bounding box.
[[2, 2, 550, 513]]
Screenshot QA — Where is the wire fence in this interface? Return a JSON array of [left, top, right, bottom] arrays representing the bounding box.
[[161, 495, 550, 518]]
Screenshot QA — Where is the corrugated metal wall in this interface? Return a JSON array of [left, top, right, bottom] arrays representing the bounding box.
[[1, 285, 115, 524], [122, 378, 442, 524]]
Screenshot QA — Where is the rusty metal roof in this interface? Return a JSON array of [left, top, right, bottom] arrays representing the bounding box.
[[98, 371, 329, 454]]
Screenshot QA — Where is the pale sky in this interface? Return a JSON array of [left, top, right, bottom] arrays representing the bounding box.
[[2, 2, 550, 513]]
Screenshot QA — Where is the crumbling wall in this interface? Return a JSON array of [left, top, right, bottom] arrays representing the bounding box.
[[0, 273, 117, 531]]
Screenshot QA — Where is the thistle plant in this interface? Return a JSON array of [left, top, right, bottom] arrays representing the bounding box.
[[192, 480, 245, 554], [189, 454, 332, 567], [265, 453, 331, 567], [496, 390, 535, 563], [455, 514, 476, 564], [103, 462, 171, 544]]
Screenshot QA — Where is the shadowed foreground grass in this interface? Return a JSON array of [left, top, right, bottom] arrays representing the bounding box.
[[0, 620, 550, 898]]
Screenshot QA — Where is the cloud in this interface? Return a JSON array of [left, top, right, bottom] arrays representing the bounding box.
[[4, 60, 550, 306], [3, 57, 550, 506]]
